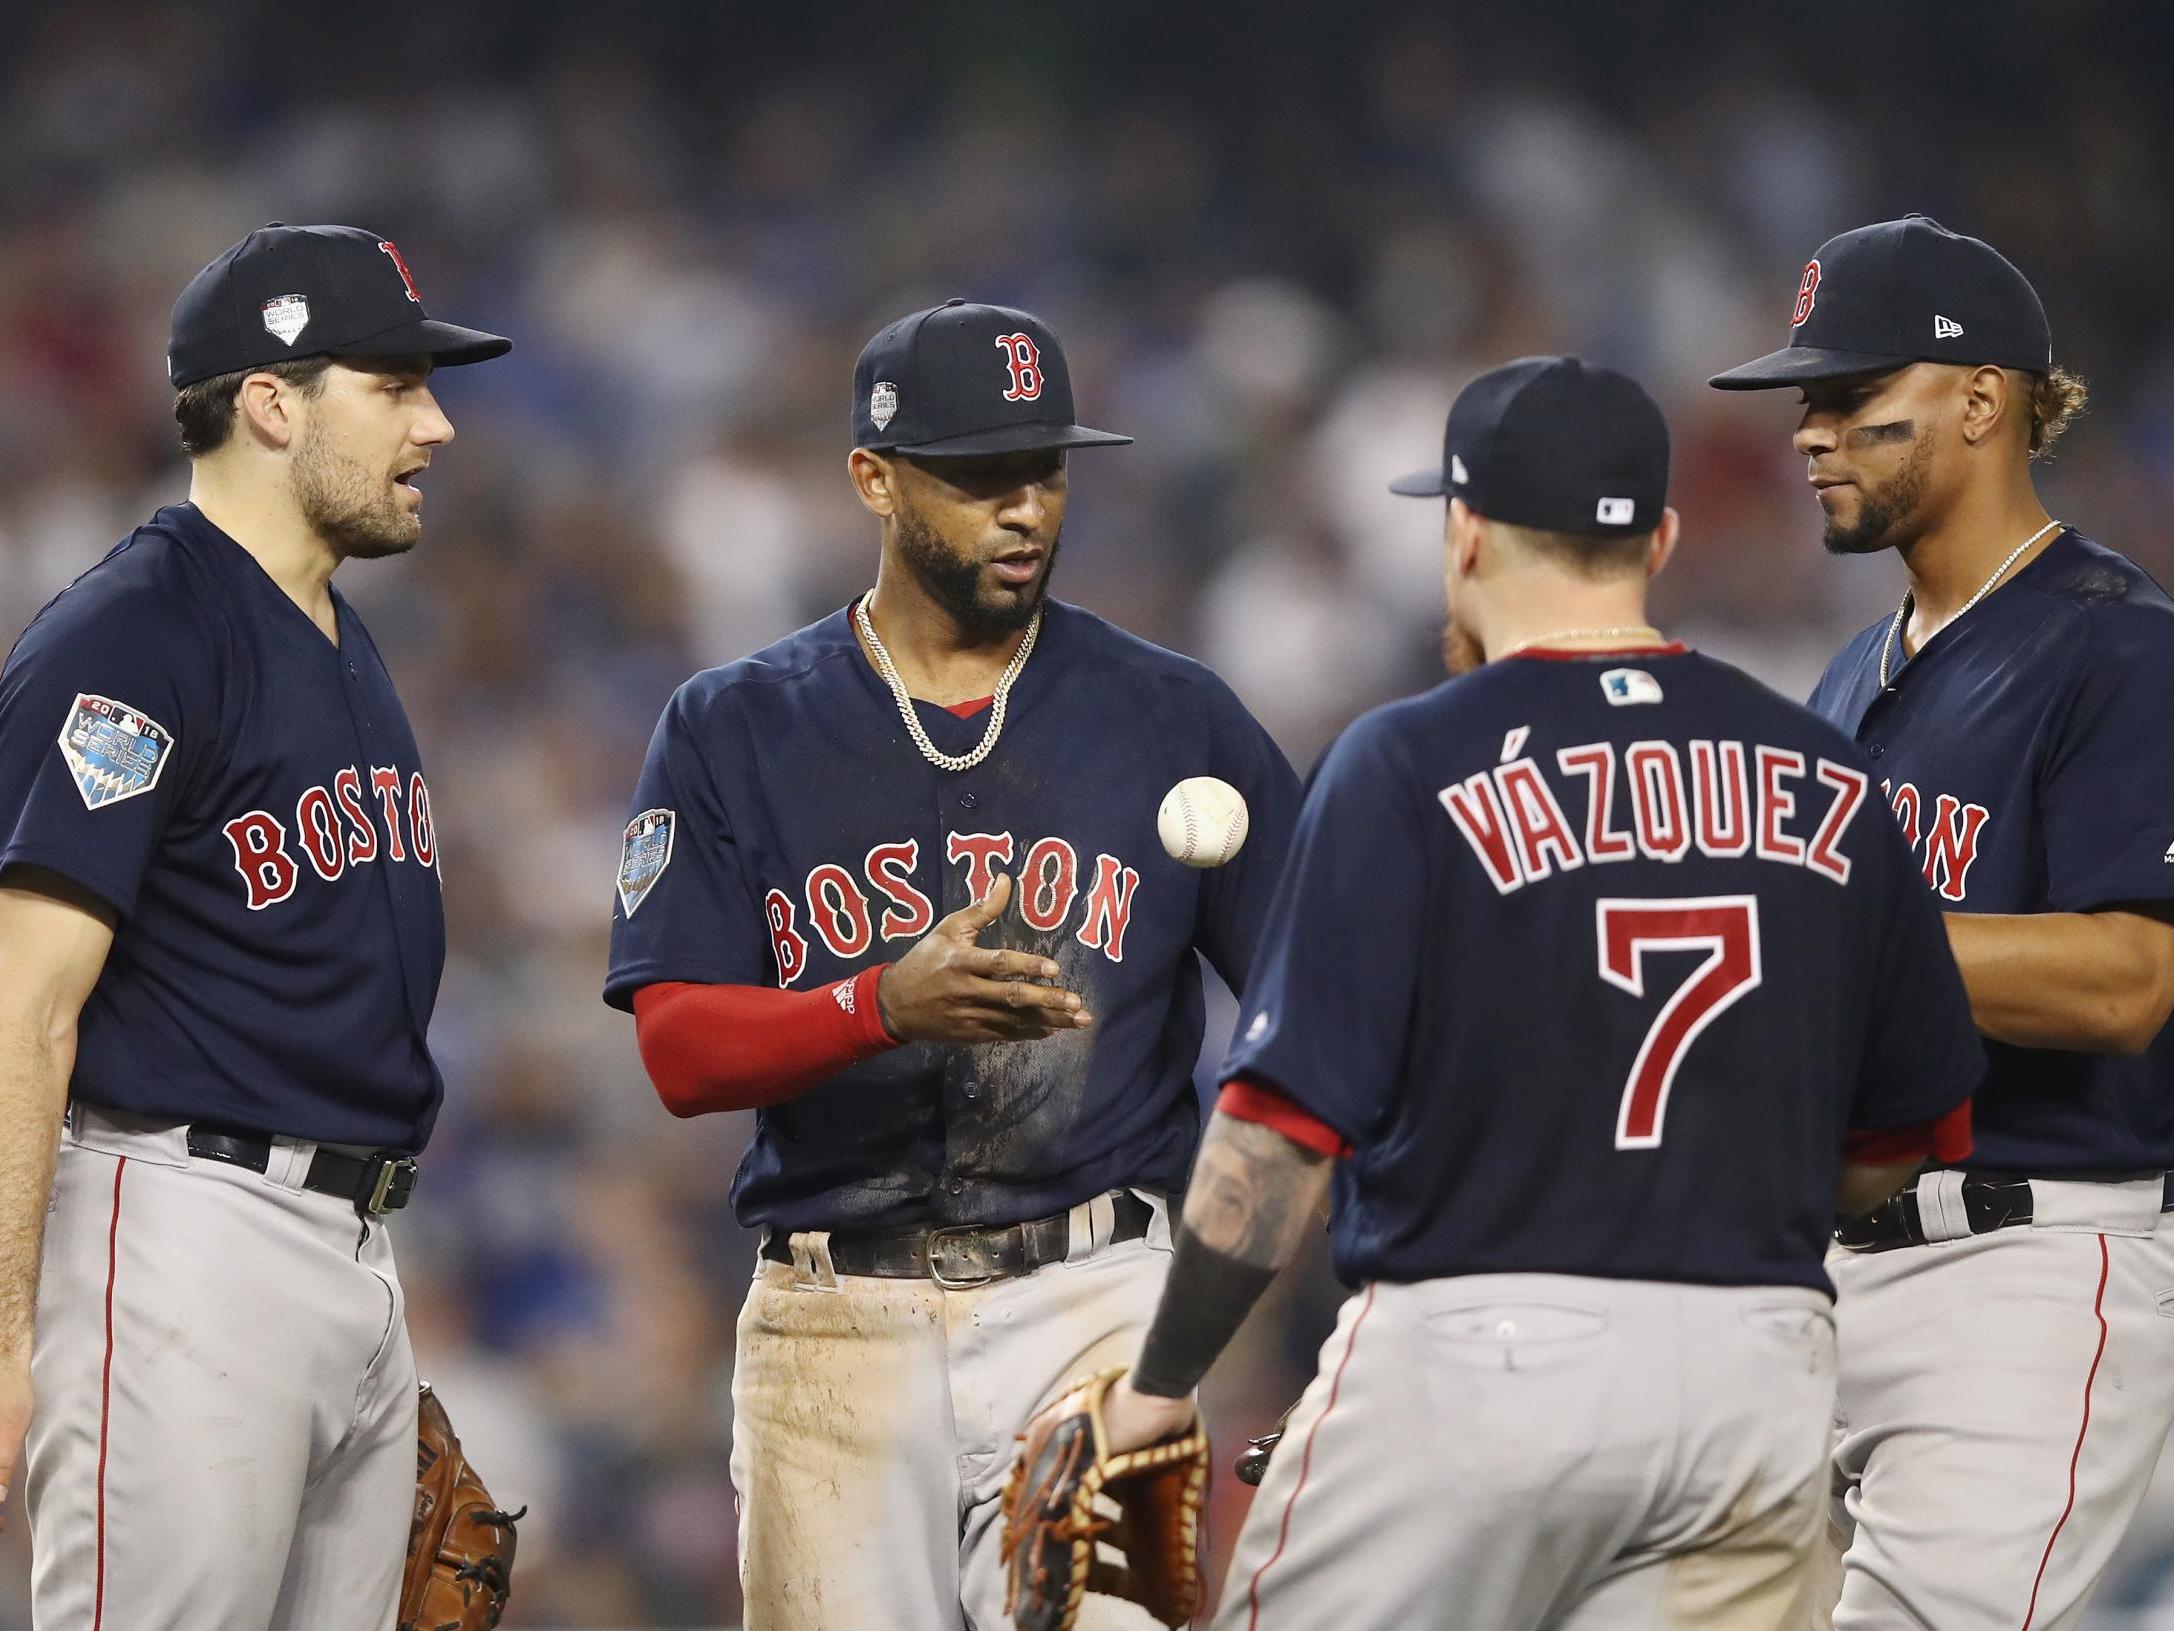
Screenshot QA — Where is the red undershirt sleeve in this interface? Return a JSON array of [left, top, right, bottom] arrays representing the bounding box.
[[1845, 1098, 1974, 1169], [1216, 1075, 1351, 1159], [631, 966, 898, 1117]]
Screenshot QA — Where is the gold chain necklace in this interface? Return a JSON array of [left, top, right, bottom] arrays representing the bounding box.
[[1878, 520, 2060, 688], [854, 593, 1041, 773]]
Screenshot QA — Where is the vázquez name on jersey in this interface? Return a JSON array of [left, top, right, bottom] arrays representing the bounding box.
[[1442, 730, 1870, 892]]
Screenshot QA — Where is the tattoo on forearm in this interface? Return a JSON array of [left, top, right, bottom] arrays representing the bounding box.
[[1186, 1114, 1329, 1268], [1130, 1114, 1334, 1398]]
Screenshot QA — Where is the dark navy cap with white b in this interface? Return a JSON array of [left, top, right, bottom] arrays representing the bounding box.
[[852, 299, 1132, 456], [1390, 354, 1670, 536], [168, 223, 512, 389], [1710, 215, 2051, 390]]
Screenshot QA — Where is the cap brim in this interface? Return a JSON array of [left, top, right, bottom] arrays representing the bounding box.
[[330, 316, 513, 369], [1388, 468, 1449, 497], [1707, 344, 1909, 391], [890, 422, 1133, 456]]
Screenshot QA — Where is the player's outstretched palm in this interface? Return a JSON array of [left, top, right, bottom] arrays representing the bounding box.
[[878, 874, 1093, 1045]]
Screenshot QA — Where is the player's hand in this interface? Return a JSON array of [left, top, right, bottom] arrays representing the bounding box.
[[0, 1353, 30, 1534], [878, 874, 1093, 1045], [1094, 1371, 1199, 1457]]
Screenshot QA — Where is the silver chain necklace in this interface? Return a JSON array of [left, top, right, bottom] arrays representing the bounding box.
[[854, 593, 1042, 773], [1879, 519, 2060, 688], [1496, 625, 1665, 660]]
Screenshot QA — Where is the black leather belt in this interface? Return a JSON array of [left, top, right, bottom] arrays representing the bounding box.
[[1836, 1171, 2174, 1254], [759, 1191, 1154, 1287], [186, 1127, 419, 1218]]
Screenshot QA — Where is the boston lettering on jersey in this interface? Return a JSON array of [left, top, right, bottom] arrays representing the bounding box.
[[1810, 529, 2174, 1172], [1224, 647, 1982, 1296], [605, 600, 1302, 1235], [1440, 731, 1868, 891], [0, 504, 448, 1149], [762, 831, 1140, 980]]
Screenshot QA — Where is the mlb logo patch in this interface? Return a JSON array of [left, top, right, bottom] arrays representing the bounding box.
[[1596, 496, 1636, 526], [617, 808, 676, 916], [1601, 668, 1664, 707], [58, 693, 173, 810], [261, 294, 311, 346]]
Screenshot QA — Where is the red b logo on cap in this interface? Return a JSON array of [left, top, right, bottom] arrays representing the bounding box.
[[377, 240, 423, 305], [1791, 259, 1821, 329], [995, 334, 1044, 402]]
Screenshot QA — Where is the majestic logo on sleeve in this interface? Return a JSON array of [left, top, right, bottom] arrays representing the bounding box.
[[761, 828, 1141, 986], [617, 809, 676, 916], [1439, 732, 1869, 895], [58, 694, 173, 810]]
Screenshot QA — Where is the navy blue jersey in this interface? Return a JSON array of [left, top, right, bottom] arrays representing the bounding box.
[[1224, 647, 1983, 1294], [1809, 529, 2174, 1174], [0, 504, 445, 1148], [604, 600, 1301, 1233]]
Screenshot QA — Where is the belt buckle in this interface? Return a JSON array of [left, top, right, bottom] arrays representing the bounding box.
[[927, 1224, 998, 1290], [364, 1153, 419, 1216]]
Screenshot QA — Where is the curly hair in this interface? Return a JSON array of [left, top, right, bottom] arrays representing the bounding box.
[[2026, 365, 2088, 460]]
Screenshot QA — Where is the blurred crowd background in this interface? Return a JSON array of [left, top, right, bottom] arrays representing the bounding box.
[[3, 1, 2172, 1625]]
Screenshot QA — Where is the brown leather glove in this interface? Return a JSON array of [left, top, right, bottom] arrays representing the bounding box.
[[400, 1384, 525, 1631], [1000, 1367, 1210, 1631]]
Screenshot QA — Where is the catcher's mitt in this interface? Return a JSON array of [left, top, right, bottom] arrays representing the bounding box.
[[400, 1383, 525, 1631], [1000, 1367, 1209, 1631]]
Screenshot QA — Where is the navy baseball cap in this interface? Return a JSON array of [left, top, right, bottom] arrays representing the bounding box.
[[1709, 215, 2051, 390], [168, 223, 512, 389], [852, 299, 1131, 456], [1390, 356, 1670, 537]]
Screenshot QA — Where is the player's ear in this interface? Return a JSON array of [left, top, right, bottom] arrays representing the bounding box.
[[234, 370, 301, 451], [848, 448, 899, 519], [1645, 507, 1680, 581], [1959, 365, 2010, 450], [1446, 498, 1484, 580]]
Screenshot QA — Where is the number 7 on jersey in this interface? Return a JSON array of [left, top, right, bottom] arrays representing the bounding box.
[[1596, 896, 1763, 1149]]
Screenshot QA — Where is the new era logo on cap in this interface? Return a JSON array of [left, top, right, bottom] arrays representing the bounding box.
[[1450, 454, 1470, 485], [1934, 314, 1964, 339]]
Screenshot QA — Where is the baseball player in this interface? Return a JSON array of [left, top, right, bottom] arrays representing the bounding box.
[[1068, 357, 1986, 1629], [602, 298, 1301, 1629], [1712, 216, 2174, 1629], [0, 224, 508, 1628]]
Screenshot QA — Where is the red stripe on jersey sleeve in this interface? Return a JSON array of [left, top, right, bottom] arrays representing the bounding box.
[[1218, 1076, 1351, 1158], [632, 966, 897, 1117]]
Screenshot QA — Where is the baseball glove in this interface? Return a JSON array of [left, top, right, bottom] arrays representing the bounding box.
[[400, 1384, 525, 1631], [1000, 1367, 1209, 1631]]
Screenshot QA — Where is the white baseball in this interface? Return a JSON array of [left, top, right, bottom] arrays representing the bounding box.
[[1158, 776, 1250, 868]]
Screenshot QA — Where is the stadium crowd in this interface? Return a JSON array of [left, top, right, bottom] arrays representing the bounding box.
[[2, 2, 2171, 1623]]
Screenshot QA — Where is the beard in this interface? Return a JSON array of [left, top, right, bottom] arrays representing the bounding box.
[[1441, 615, 1485, 676], [1822, 431, 1933, 557], [894, 506, 1057, 641], [290, 420, 418, 561]]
